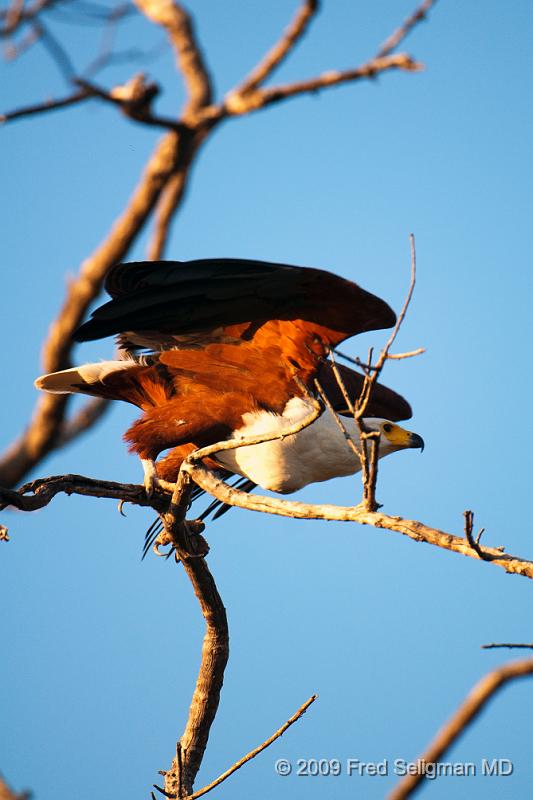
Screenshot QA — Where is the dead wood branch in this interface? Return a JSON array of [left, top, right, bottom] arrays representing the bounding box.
[[188, 695, 317, 800], [156, 472, 228, 798], [73, 76, 184, 130], [4, 467, 533, 583], [388, 658, 533, 800], [0, 127, 186, 487], [133, 0, 212, 116], [1, 2, 434, 488], [147, 157, 195, 259], [0, 86, 92, 124], [224, 53, 423, 117], [377, 0, 437, 58], [336, 234, 420, 512], [178, 465, 533, 581], [464, 509, 489, 560], [235, 0, 319, 96], [0, 0, 54, 37], [0, 773, 30, 800], [0, 473, 154, 512], [482, 643, 533, 650], [163, 551, 229, 797], [54, 397, 110, 447]]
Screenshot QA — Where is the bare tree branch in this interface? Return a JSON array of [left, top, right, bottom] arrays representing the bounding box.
[[0, 86, 91, 124], [178, 464, 533, 581], [0, 128, 185, 487], [73, 75, 184, 130], [388, 658, 533, 800], [377, 0, 437, 58], [189, 695, 317, 800], [1, 1, 435, 486], [464, 509, 489, 560], [236, 0, 319, 96], [164, 552, 229, 797], [0, 773, 30, 800], [0, 0, 54, 36], [147, 167, 191, 259], [34, 17, 76, 82], [133, 0, 212, 116], [3, 468, 533, 582], [55, 397, 110, 447], [224, 53, 423, 117], [482, 643, 533, 650]]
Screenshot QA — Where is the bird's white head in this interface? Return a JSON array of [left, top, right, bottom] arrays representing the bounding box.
[[362, 418, 425, 457]]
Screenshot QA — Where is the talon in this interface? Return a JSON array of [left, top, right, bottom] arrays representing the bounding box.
[[117, 500, 127, 517], [153, 542, 171, 557]]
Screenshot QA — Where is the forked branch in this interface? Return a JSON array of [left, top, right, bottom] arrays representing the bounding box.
[[1, 0, 436, 488]]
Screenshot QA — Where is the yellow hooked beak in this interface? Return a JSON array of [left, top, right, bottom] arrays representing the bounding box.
[[381, 422, 424, 451]]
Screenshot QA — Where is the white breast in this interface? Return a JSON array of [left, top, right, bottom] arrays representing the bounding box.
[[215, 397, 365, 493]]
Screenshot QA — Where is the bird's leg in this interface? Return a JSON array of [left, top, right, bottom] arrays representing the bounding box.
[[141, 458, 179, 497], [141, 458, 162, 497]]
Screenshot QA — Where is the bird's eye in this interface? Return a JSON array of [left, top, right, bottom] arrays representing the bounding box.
[[383, 423, 393, 433]]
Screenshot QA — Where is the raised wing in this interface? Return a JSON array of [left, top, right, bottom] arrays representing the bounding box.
[[74, 258, 396, 351]]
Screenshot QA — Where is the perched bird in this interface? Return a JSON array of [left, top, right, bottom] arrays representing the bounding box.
[[35, 259, 423, 505]]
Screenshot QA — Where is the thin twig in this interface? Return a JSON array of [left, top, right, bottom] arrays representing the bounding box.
[[464, 509, 489, 561], [482, 643, 533, 650], [34, 18, 76, 82], [388, 658, 533, 800], [0, 87, 91, 124], [185, 398, 322, 464], [346, 235, 418, 510], [236, 0, 319, 96], [314, 378, 361, 458], [386, 348, 425, 360], [189, 695, 317, 800], [224, 53, 423, 116], [73, 76, 184, 130], [0, 0, 54, 36], [377, 0, 437, 58], [328, 351, 355, 415]]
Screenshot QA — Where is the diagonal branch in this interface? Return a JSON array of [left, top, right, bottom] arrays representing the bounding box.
[[0, 128, 185, 487], [0, 773, 30, 800], [236, 0, 319, 96], [133, 0, 212, 116], [388, 658, 533, 800], [377, 0, 438, 58], [0, 87, 92, 124], [55, 397, 110, 447], [224, 52, 423, 117], [188, 695, 317, 800], [0, 0, 55, 36]]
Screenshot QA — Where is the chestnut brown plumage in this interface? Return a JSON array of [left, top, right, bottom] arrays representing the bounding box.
[[36, 258, 419, 506]]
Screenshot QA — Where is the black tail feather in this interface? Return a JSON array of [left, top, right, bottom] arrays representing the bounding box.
[[141, 476, 257, 559]]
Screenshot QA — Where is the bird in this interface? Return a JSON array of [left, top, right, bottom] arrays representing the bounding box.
[[35, 258, 424, 509]]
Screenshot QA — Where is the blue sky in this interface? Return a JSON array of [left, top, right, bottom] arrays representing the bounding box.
[[2, 1, 533, 798]]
